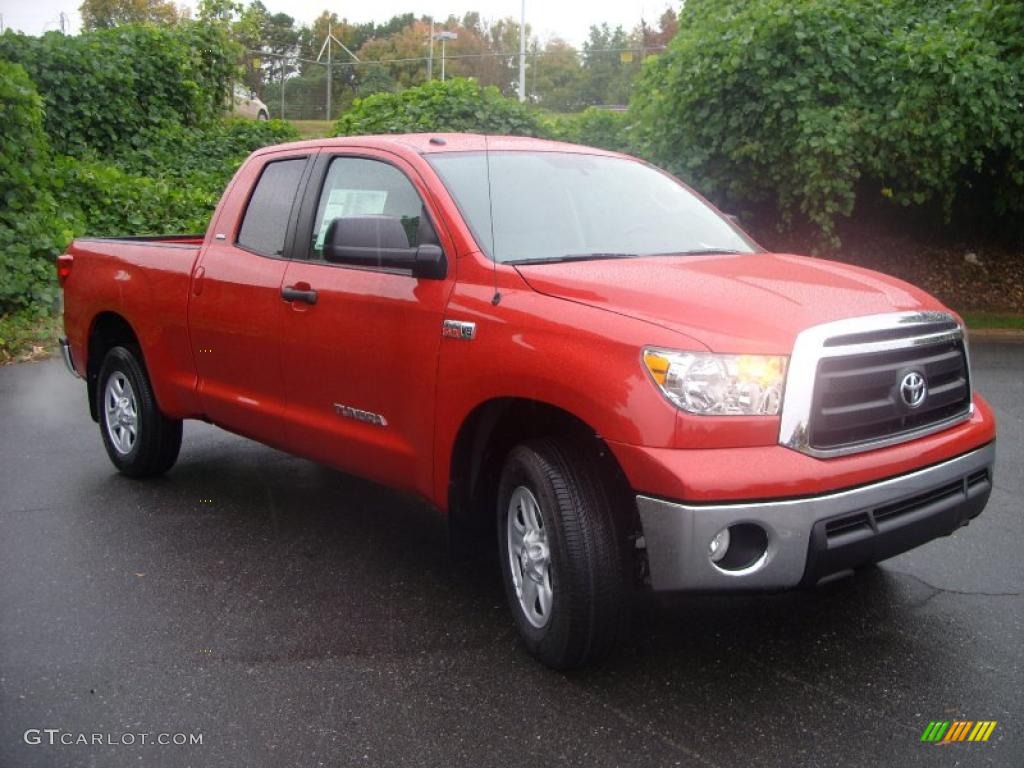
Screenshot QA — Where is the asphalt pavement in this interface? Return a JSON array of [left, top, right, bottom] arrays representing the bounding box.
[[1, 342, 1021, 767]]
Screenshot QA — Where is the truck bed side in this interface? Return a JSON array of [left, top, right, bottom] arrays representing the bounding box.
[[62, 236, 204, 420]]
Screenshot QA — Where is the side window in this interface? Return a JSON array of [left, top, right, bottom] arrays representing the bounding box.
[[309, 157, 433, 262], [237, 158, 307, 257]]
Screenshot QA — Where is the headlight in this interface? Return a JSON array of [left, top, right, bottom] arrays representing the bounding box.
[[642, 348, 787, 416]]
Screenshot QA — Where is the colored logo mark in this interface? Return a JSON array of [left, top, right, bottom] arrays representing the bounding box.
[[921, 720, 997, 742]]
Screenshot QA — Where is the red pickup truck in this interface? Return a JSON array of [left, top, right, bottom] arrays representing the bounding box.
[[58, 134, 996, 668]]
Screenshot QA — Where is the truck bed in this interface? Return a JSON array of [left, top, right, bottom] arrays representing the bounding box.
[[62, 233, 206, 419]]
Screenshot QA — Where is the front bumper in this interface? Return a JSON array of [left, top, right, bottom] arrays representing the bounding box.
[[636, 442, 995, 591]]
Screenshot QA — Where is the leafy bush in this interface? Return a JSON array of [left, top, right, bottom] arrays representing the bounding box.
[[335, 78, 546, 137], [110, 118, 299, 197], [632, 0, 1024, 244], [60, 119, 299, 236], [55, 159, 217, 236], [0, 24, 237, 156], [0, 55, 296, 315], [0, 61, 73, 314], [544, 108, 636, 154]]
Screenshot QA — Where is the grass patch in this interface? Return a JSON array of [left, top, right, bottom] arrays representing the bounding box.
[[289, 120, 334, 139], [0, 310, 62, 364], [961, 311, 1024, 331]]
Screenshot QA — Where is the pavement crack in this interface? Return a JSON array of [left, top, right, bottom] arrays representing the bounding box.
[[885, 568, 1021, 598], [742, 655, 923, 736], [561, 678, 723, 768], [596, 699, 725, 768], [0, 505, 59, 516]]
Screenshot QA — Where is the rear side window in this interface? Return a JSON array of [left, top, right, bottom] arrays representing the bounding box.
[[237, 158, 307, 257]]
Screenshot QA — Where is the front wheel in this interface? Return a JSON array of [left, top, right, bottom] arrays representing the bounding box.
[[498, 437, 630, 669], [97, 345, 182, 477]]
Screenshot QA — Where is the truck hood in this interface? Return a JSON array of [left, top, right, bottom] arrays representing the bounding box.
[[514, 252, 945, 354]]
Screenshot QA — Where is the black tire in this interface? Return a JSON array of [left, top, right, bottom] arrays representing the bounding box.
[[256, 110, 268, 121], [497, 437, 630, 669], [96, 345, 182, 477]]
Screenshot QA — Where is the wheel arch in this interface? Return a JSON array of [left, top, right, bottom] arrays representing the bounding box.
[[85, 312, 141, 422], [446, 397, 638, 556]]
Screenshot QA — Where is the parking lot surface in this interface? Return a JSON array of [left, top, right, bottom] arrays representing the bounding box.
[[1, 342, 1021, 767]]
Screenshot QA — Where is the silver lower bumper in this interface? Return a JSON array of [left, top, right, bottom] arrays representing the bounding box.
[[636, 442, 995, 592], [58, 337, 81, 378]]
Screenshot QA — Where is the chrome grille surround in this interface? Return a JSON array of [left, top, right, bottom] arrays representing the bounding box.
[[779, 311, 973, 458]]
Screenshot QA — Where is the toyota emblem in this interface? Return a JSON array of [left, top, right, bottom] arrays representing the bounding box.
[[899, 371, 927, 408]]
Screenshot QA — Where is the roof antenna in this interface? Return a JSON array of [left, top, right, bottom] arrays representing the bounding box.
[[484, 134, 501, 305]]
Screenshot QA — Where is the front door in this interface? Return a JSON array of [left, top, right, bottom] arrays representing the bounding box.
[[278, 152, 455, 497]]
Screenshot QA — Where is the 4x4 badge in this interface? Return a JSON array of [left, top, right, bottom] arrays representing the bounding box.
[[442, 320, 476, 340]]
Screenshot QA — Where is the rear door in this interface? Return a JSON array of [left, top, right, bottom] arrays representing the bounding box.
[[277, 150, 456, 497], [188, 151, 313, 446]]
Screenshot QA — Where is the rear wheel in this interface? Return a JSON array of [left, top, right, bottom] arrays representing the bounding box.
[[497, 437, 630, 669], [256, 110, 269, 121], [97, 345, 182, 477]]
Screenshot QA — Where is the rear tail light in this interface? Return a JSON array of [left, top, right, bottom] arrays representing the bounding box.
[[56, 254, 73, 286]]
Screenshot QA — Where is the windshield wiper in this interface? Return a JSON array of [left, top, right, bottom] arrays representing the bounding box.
[[656, 248, 747, 256], [510, 252, 638, 265]]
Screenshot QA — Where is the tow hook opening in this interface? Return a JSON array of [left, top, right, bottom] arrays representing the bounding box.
[[709, 523, 769, 572]]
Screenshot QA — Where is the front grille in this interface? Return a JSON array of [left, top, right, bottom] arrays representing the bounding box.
[[808, 337, 971, 451]]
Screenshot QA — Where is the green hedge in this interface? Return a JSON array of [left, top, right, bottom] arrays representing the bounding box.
[[109, 119, 299, 199], [55, 159, 217, 237], [0, 61, 73, 314], [335, 78, 545, 137], [543, 108, 636, 154], [632, 0, 1024, 243], [0, 24, 236, 157], [0, 56, 299, 314]]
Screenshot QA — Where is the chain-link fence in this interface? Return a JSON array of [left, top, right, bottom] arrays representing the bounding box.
[[251, 46, 662, 121]]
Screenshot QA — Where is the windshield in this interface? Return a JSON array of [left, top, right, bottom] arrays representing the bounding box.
[[427, 151, 757, 264]]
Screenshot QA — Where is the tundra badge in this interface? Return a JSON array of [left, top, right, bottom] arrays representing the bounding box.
[[333, 403, 388, 427]]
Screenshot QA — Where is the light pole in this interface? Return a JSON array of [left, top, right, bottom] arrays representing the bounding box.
[[434, 31, 457, 81], [427, 17, 434, 80], [518, 0, 526, 102]]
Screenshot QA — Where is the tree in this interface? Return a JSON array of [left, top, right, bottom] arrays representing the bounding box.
[[79, 0, 179, 29], [355, 19, 431, 89], [235, 0, 268, 91], [642, 9, 678, 50], [196, 0, 240, 25], [262, 12, 300, 90], [532, 38, 585, 112], [356, 65, 396, 97], [581, 23, 641, 106]]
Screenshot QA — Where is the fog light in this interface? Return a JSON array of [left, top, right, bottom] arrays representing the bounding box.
[[710, 523, 769, 572], [709, 527, 730, 563]]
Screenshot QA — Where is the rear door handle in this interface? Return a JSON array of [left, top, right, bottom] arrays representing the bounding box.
[[281, 285, 318, 305]]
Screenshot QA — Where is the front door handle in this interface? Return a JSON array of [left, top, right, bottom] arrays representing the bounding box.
[[281, 284, 318, 305]]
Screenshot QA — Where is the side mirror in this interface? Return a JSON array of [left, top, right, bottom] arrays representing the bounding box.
[[724, 213, 741, 226], [412, 243, 446, 279], [323, 216, 446, 279], [250, 90, 257, 100]]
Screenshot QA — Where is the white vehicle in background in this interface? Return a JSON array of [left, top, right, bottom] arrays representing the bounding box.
[[230, 84, 269, 120]]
